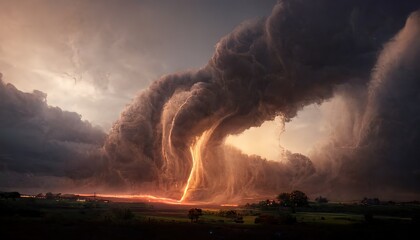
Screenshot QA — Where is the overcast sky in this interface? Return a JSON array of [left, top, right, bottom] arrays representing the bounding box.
[[0, 0, 330, 158], [1, 0, 419, 200]]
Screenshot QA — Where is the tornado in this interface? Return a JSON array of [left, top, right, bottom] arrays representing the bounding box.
[[105, 0, 420, 203]]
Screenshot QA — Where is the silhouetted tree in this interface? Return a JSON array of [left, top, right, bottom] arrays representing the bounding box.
[[35, 193, 44, 198], [277, 190, 308, 212], [45, 192, 54, 199], [188, 208, 202, 222], [289, 190, 309, 207], [277, 192, 291, 207]]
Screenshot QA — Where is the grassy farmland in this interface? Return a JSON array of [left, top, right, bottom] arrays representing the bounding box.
[[0, 197, 419, 240]]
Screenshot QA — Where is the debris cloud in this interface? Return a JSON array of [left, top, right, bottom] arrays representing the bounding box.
[[105, 0, 420, 202]]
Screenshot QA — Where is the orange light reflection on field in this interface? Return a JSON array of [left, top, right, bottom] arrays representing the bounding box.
[[77, 193, 213, 205], [77, 193, 239, 207], [220, 204, 238, 207]]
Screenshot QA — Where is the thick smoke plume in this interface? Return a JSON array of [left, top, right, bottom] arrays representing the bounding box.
[[310, 10, 420, 200], [1, 0, 419, 202], [105, 0, 420, 202]]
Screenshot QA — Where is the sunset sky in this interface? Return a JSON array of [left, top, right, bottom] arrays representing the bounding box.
[[0, 0, 331, 159], [0, 0, 273, 126], [1, 0, 419, 201]]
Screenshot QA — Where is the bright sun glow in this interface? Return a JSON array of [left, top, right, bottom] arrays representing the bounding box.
[[225, 104, 331, 160], [225, 116, 284, 160]]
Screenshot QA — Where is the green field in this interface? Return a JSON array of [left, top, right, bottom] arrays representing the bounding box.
[[1, 198, 419, 240]]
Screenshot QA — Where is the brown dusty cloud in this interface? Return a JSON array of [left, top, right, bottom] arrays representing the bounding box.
[[1, 1, 419, 201], [105, 0, 420, 201]]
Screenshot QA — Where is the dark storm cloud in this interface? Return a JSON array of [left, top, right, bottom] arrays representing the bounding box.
[[106, 0, 420, 201], [0, 74, 106, 191], [2, 0, 420, 201], [0, 0, 277, 128], [310, 11, 420, 200]]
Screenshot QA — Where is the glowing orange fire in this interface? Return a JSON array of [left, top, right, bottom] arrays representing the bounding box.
[[77, 193, 221, 205], [220, 204, 239, 207], [78, 193, 183, 205], [179, 113, 233, 203], [179, 129, 212, 202]]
